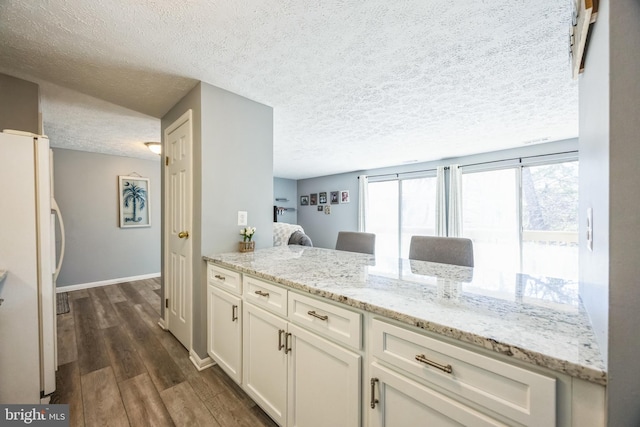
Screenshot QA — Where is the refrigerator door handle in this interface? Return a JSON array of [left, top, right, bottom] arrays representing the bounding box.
[[51, 198, 65, 282]]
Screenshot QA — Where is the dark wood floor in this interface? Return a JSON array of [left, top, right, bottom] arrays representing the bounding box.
[[51, 278, 277, 427]]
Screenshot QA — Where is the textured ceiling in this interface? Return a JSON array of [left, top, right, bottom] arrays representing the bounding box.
[[0, 0, 577, 179]]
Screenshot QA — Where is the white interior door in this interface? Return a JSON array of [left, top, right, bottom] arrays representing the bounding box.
[[164, 110, 193, 350]]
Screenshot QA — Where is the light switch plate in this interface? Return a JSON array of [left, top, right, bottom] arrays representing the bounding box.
[[238, 211, 247, 226]]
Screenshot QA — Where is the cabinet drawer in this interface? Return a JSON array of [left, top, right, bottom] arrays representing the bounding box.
[[243, 276, 287, 317], [371, 319, 556, 427], [288, 292, 361, 350], [207, 263, 241, 295]]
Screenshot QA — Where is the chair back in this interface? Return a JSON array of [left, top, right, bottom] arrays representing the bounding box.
[[335, 231, 376, 255], [409, 236, 474, 267]]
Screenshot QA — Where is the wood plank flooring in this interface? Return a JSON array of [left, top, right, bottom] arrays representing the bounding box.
[[51, 278, 277, 427]]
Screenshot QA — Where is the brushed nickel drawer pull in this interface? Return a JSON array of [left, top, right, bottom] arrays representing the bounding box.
[[254, 290, 269, 297], [285, 332, 292, 354], [214, 274, 225, 280], [307, 310, 328, 321], [415, 354, 453, 374], [231, 305, 238, 321], [278, 329, 285, 351], [370, 378, 379, 409]]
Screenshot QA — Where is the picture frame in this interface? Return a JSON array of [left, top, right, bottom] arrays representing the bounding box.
[[319, 192, 327, 204], [119, 175, 150, 228], [317, 205, 323, 211], [330, 191, 339, 204], [310, 193, 318, 205], [340, 190, 350, 203], [324, 205, 331, 215], [300, 195, 309, 206]]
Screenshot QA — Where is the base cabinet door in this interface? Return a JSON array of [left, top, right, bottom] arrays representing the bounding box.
[[287, 324, 361, 427], [243, 303, 288, 426], [207, 285, 242, 384], [369, 363, 508, 427]]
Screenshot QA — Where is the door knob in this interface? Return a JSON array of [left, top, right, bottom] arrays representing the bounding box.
[[178, 231, 189, 239]]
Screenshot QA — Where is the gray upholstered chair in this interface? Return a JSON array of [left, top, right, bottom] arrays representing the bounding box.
[[335, 231, 376, 255], [408, 236, 474, 267]]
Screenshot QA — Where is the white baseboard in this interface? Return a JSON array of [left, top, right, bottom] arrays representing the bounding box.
[[56, 272, 161, 293], [189, 350, 216, 371], [157, 318, 167, 330]]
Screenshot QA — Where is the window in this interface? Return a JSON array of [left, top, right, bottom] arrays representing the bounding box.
[[363, 155, 578, 280], [367, 175, 437, 259], [368, 181, 399, 259], [462, 169, 519, 271], [461, 159, 578, 279], [401, 177, 437, 258], [521, 162, 579, 279]]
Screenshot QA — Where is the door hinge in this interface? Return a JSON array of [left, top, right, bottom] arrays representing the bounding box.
[[165, 298, 169, 308], [165, 156, 169, 166]]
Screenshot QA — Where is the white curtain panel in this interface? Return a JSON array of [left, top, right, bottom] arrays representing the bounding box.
[[358, 175, 369, 232], [436, 166, 447, 236], [448, 164, 463, 237]]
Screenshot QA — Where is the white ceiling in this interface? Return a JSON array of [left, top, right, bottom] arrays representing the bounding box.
[[0, 0, 578, 179]]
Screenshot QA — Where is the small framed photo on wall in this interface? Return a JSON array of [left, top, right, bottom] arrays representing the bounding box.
[[330, 191, 339, 204], [300, 195, 309, 206], [317, 205, 323, 212], [319, 192, 327, 204], [340, 190, 350, 203], [310, 193, 318, 205]]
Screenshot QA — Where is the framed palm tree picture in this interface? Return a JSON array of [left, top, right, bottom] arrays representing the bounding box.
[[119, 175, 150, 228]]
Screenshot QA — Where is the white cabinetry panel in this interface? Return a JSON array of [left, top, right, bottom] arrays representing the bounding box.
[[287, 324, 361, 427], [207, 285, 242, 384]]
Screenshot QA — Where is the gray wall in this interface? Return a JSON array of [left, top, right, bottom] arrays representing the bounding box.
[[297, 139, 579, 250], [162, 82, 273, 358], [274, 177, 298, 224], [53, 148, 161, 287], [578, 0, 610, 367], [297, 173, 360, 249], [605, 0, 640, 424], [0, 73, 40, 134], [579, 1, 640, 423]]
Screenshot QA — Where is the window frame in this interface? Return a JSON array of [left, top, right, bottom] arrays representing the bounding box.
[[460, 152, 578, 273]]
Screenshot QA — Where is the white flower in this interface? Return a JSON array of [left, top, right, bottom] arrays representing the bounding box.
[[240, 226, 256, 241]]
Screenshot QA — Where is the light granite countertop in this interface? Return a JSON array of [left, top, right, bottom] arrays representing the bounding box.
[[204, 246, 606, 386]]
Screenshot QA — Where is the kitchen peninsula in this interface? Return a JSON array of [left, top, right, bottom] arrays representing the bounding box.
[[204, 245, 606, 426]]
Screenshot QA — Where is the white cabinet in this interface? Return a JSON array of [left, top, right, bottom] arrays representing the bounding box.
[[207, 264, 243, 384], [207, 285, 242, 384], [242, 276, 362, 427], [243, 302, 289, 426], [369, 319, 557, 427], [288, 324, 361, 427], [369, 362, 508, 427]]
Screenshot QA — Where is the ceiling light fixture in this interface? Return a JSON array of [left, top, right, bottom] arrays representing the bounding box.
[[144, 141, 162, 155]]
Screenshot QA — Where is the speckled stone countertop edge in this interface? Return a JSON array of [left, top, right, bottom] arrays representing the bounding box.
[[204, 255, 607, 386]]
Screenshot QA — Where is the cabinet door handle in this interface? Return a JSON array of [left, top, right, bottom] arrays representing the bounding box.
[[415, 354, 453, 374], [231, 305, 238, 321], [254, 290, 269, 297], [307, 310, 328, 321], [285, 332, 292, 354], [278, 329, 285, 351], [214, 274, 225, 280], [370, 378, 379, 409]]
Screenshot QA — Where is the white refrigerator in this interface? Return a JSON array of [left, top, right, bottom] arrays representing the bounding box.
[[0, 130, 65, 403]]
